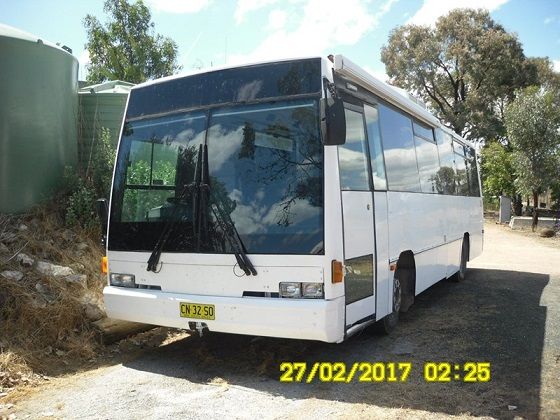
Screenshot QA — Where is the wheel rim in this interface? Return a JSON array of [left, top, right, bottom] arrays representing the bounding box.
[[393, 278, 401, 312]]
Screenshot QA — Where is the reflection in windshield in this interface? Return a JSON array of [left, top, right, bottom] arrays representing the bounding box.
[[109, 100, 323, 255]]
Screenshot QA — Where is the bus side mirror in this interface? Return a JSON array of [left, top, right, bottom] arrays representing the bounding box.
[[321, 97, 346, 146], [96, 198, 109, 247]]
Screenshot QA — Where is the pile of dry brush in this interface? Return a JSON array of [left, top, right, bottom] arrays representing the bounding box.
[[0, 203, 106, 393]]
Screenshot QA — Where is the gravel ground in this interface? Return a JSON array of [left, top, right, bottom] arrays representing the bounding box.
[[5, 222, 560, 419]]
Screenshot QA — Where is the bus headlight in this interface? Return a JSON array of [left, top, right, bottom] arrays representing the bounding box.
[[279, 282, 301, 298], [279, 282, 324, 298], [302, 283, 324, 298], [110, 273, 136, 288]]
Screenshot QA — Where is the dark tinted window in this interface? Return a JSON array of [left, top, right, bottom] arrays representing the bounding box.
[[379, 104, 420, 192], [126, 59, 322, 118], [338, 108, 370, 190], [465, 146, 481, 197], [109, 99, 324, 254], [453, 139, 466, 156], [413, 121, 434, 141], [455, 155, 469, 196], [414, 136, 440, 193], [364, 104, 387, 190], [435, 129, 456, 195]]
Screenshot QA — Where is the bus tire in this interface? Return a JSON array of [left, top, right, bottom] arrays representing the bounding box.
[[374, 276, 401, 334], [451, 237, 469, 282], [397, 268, 415, 313]]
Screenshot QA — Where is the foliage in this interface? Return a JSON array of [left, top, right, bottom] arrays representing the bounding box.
[[505, 87, 560, 198], [84, 0, 181, 84], [121, 159, 176, 221], [65, 128, 116, 228], [480, 141, 516, 198], [381, 8, 538, 142]]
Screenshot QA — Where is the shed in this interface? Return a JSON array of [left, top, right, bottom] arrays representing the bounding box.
[[78, 80, 134, 167]]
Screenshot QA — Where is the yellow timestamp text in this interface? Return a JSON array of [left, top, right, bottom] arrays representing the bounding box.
[[279, 362, 491, 383]]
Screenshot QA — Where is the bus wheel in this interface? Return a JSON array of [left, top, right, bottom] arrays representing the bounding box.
[[374, 276, 401, 334], [451, 238, 469, 282], [398, 268, 415, 313]]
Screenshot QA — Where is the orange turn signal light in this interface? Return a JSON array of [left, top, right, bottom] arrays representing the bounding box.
[[101, 256, 108, 274], [332, 260, 344, 283]]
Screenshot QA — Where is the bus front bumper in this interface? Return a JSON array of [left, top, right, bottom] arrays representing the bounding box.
[[103, 286, 345, 343]]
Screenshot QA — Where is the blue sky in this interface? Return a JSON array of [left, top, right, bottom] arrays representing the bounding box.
[[2, 0, 559, 81]]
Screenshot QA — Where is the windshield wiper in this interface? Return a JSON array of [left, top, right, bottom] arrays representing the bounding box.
[[210, 198, 257, 276], [200, 146, 256, 276], [147, 143, 257, 276], [146, 146, 202, 272]]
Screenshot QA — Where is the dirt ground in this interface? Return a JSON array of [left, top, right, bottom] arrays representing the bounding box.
[[3, 221, 560, 419]]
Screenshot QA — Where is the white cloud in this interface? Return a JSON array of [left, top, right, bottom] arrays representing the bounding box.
[[363, 65, 389, 82], [267, 9, 287, 31], [235, 0, 279, 24], [78, 49, 90, 80], [553, 60, 560, 72], [408, 0, 509, 25], [229, 0, 397, 65], [544, 16, 556, 25], [146, 0, 211, 14]]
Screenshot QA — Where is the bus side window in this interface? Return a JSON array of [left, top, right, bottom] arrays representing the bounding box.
[[452, 137, 468, 196], [413, 121, 439, 194], [378, 104, 421, 192], [465, 146, 481, 197], [363, 104, 387, 190], [338, 107, 371, 191], [435, 129, 456, 195]]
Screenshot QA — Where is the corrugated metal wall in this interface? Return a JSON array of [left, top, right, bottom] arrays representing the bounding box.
[[78, 92, 128, 167]]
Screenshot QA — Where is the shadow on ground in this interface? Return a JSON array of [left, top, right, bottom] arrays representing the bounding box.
[[124, 268, 548, 419]]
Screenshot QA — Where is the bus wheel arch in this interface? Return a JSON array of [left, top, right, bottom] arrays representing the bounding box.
[[396, 251, 415, 313]]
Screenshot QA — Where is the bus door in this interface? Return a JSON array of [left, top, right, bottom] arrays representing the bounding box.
[[338, 103, 376, 327]]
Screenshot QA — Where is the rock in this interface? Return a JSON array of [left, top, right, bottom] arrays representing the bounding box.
[[84, 303, 105, 321], [36, 261, 74, 277], [15, 252, 34, 267], [508, 405, 517, 411], [54, 349, 65, 357], [30, 296, 47, 309], [18, 224, 28, 231], [35, 282, 56, 303], [1, 271, 23, 281], [539, 228, 555, 238], [61, 229, 74, 241], [64, 274, 87, 285], [76, 242, 88, 251]]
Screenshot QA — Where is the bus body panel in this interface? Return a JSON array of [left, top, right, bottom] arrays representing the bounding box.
[[341, 190, 376, 326], [104, 286, 346, 343], [107, 251, 324, 297], [373, 191, 391, 320], [323, 145, 345, 300]]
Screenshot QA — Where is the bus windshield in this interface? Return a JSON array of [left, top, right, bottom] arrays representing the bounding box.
[[109, 99, 324, 255]]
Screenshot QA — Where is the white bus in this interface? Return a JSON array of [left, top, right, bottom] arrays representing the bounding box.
[[100, 55, 483, 343]]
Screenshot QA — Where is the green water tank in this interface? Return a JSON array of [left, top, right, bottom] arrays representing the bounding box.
[[0, 24, 78, 214]]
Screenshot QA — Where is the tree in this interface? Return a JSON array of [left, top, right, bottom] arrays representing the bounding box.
[[505, 86, 560, 230], [84, 0, 181, 84], [480, 141, 524, 215], [480, 142, 515, 197], [381, 8, 533, 142]]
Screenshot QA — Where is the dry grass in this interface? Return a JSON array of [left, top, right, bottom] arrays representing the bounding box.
[[0, 203, 105, 392]]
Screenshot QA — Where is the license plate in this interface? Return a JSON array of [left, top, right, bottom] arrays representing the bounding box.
[[179, 302, 215, 320]]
